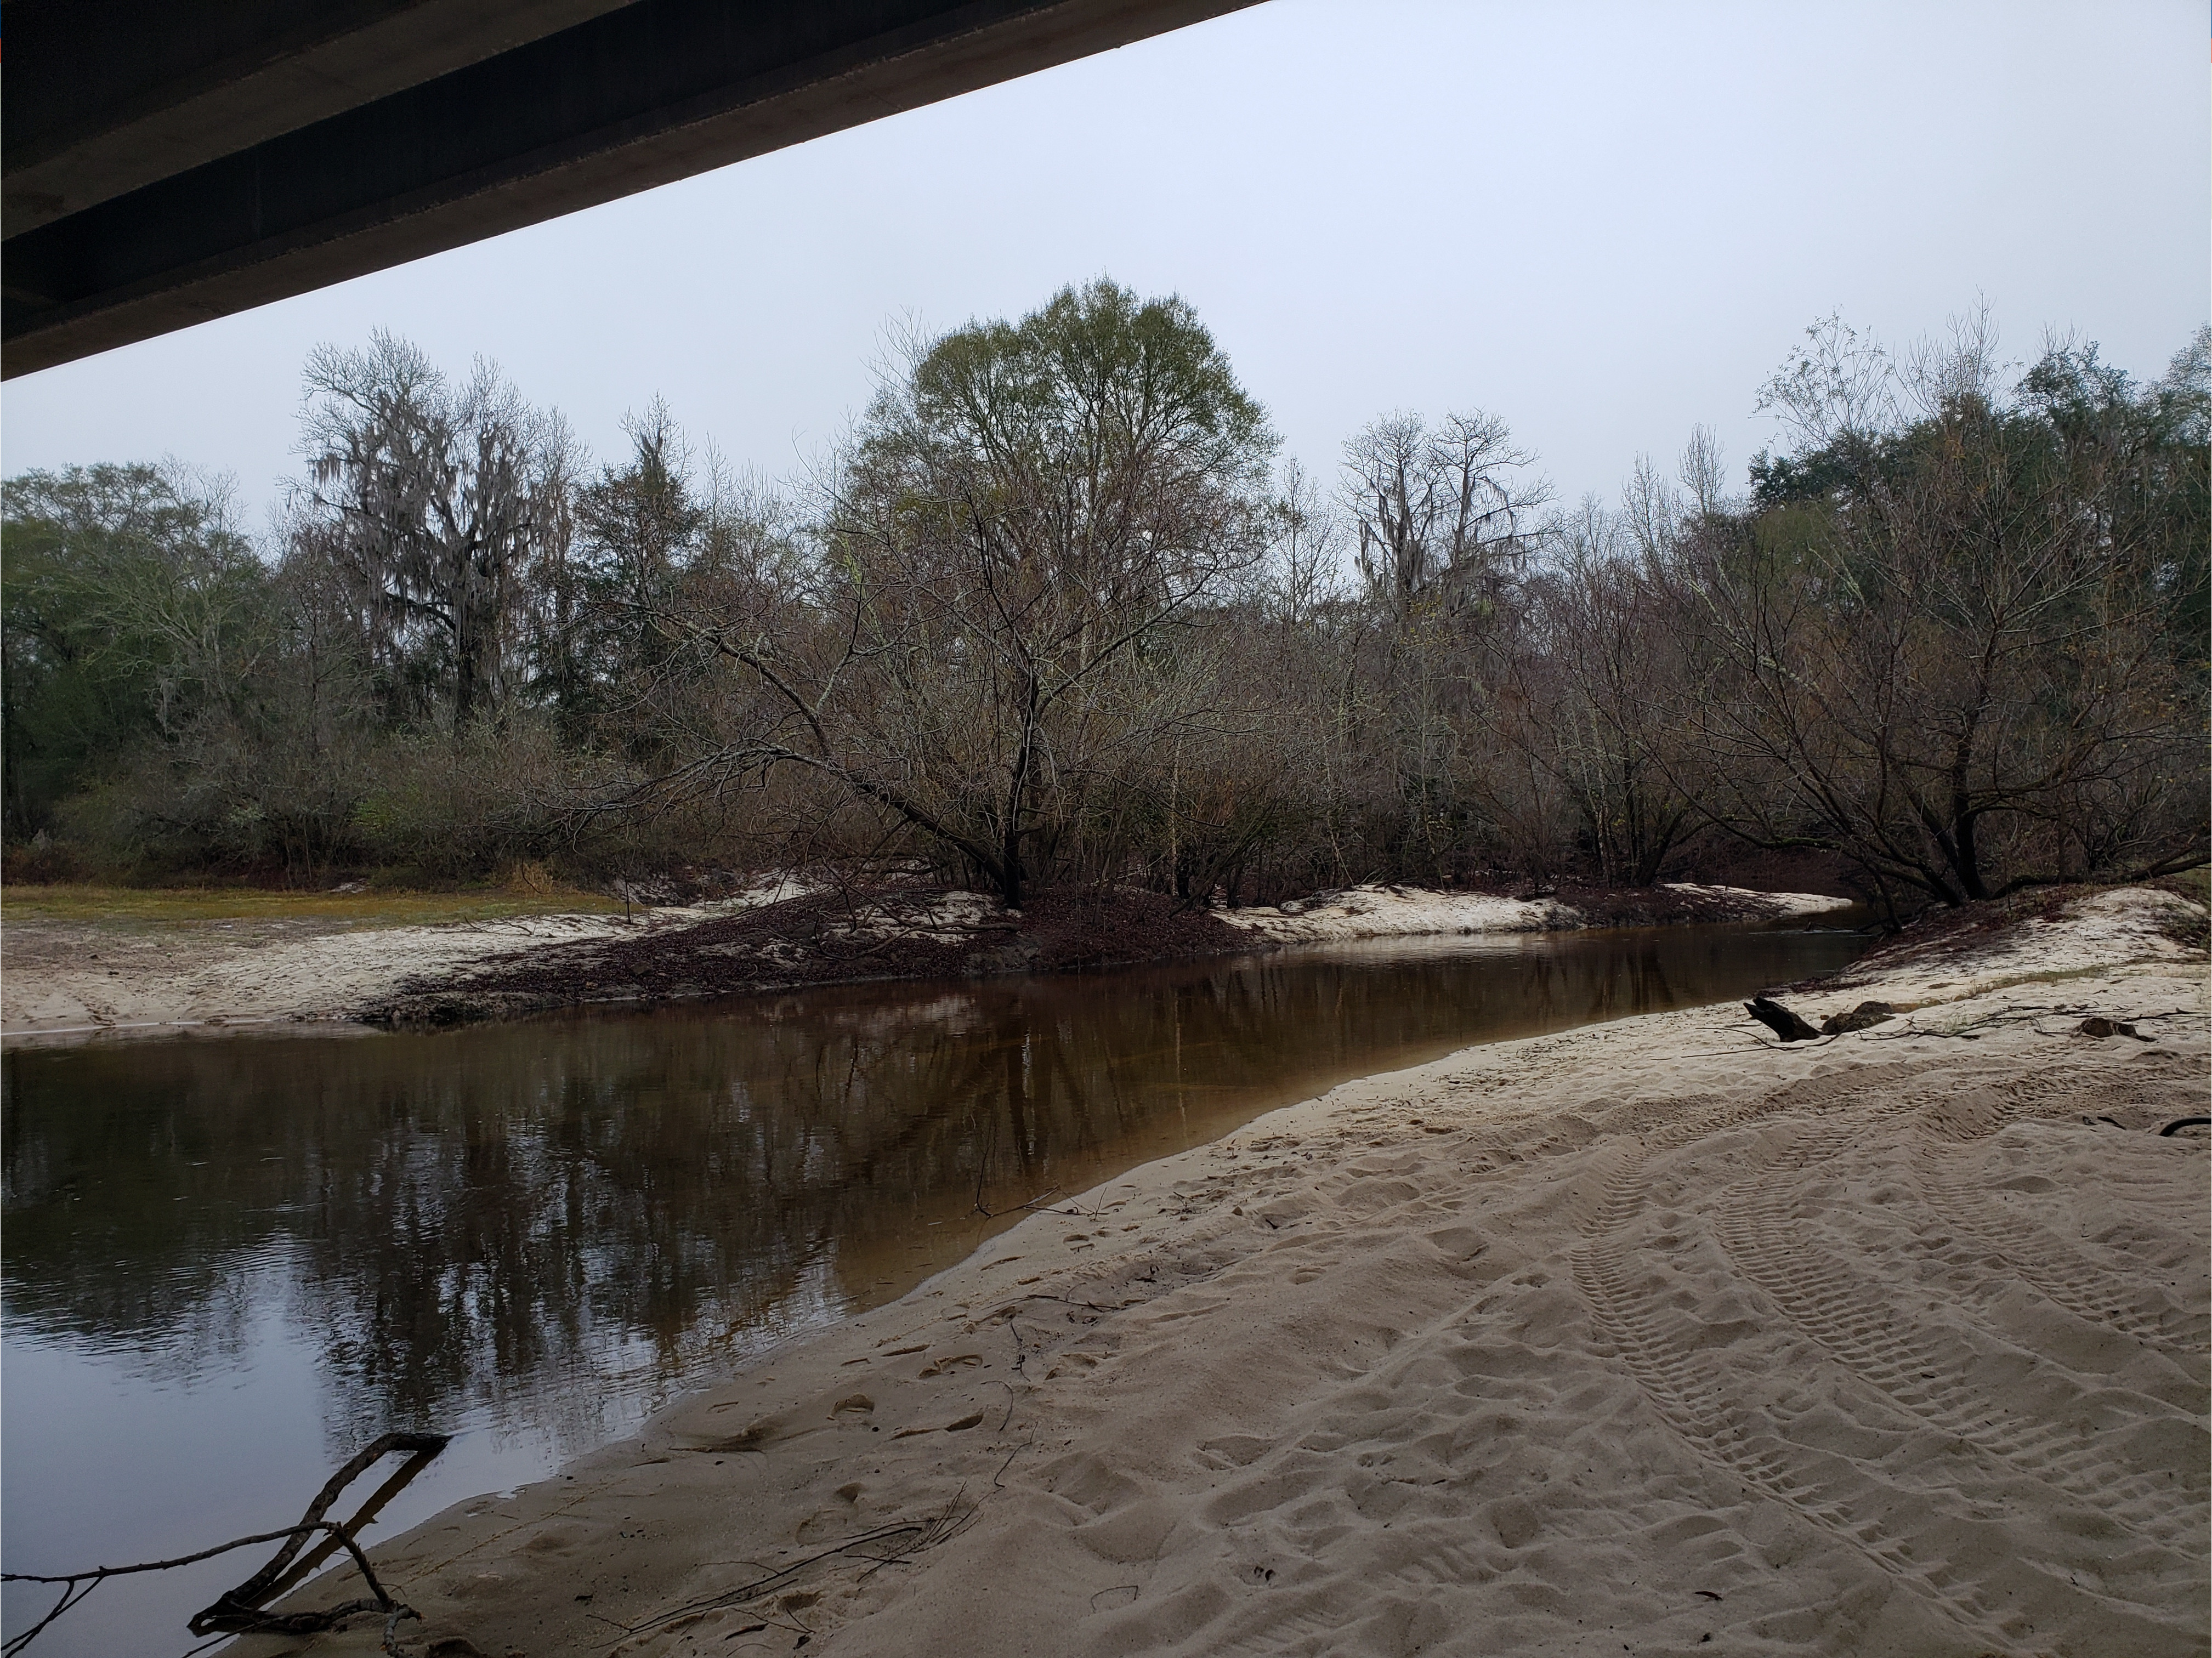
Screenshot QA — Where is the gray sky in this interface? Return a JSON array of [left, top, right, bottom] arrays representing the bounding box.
[[4, 0, 2205, 526]]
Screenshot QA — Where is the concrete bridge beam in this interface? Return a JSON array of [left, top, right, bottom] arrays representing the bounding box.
[[3, 0, 1255, 377]]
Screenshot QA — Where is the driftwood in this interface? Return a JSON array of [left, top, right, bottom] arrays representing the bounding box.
[[0, 1430, 448, 1656], [1820, 1000, 1895, 1034], [1744, 996, 1822, 1042], [2076, 1016, 2147, 1039]]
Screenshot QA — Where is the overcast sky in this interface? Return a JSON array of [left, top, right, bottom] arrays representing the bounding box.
[[3, 0, 2205, 529]]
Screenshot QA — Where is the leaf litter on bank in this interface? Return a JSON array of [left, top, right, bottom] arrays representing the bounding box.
[[362, 887, 1253, 1027]]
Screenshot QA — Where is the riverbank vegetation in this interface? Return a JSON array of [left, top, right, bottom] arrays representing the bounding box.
[[5, 284, 2204, 917]]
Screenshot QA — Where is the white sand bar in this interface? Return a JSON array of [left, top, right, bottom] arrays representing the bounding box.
[[292, 886, 2207, 1658], [1230, 881, 1853, 944]]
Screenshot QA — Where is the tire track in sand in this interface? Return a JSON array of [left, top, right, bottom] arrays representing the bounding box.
[[1714, 1151, 2203, 1553], [1570, 1081, 2030, 1650], [1907, 1068, 2211, 1360]]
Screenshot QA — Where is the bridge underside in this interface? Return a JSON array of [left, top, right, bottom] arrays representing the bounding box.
[[3, 0, 1253, 378]]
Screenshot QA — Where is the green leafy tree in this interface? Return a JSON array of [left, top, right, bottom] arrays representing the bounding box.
[[1683, 316, 2208, 905], [644, 279, 1279, 905], [2, 463, 270, 839]]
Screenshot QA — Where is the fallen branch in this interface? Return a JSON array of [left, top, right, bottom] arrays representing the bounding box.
[[1865, 1003, 2064, 1042], [191, 1430, 450, 1637], [4, 1520, 392, 1658], [0, 1430, 449, 1656]]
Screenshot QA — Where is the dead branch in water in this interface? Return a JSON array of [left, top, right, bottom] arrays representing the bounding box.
[[3, 1520, 395, 1657], [0, 1430, 448, 1656], [974, 1180, 1063, 1219]]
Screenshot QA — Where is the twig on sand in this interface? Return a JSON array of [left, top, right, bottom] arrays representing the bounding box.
[[1863, 1003, 2060, 1042], [640, 1525, 926, 1633], [991, 1439, 1031, 1490], [626, 1496, 976, 1639], [1680, 1037, 1834, 1058], [974, 1181, 1062, 1220], [995, 1289, 1127, 1318]]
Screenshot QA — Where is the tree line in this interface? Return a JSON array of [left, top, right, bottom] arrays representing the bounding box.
[[4, 281, 2204, 912]]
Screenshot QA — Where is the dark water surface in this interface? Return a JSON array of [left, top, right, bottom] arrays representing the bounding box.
[[2, 924, 1865, 1655]]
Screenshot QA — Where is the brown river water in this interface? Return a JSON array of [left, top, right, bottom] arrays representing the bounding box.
[[1, 923, 1865, 1656]]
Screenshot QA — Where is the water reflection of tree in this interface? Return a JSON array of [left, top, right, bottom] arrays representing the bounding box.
[[1, 930, 1854, 1456]]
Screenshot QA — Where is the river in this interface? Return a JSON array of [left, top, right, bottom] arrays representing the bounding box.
[[1, 922, 1865, 1656]]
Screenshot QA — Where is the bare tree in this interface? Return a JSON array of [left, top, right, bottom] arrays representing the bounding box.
[[1340, 410, 1548, 620], [1515, 497, 1700, 885], [1323, 410, 1552, 879]]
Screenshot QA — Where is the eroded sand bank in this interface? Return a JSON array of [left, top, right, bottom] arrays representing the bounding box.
[[255, 887, 2208, 1658]]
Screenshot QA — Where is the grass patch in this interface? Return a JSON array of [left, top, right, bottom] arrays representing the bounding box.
[[1931, 959, 2188, 1001], [1, 883, 626, 929]]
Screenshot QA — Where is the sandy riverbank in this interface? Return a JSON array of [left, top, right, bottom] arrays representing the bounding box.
[[252, 885, 2207, 1658], [0, 908, 653, 1041], [0, 879, 812, 1042], [0, 881, 1852, 1042]]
